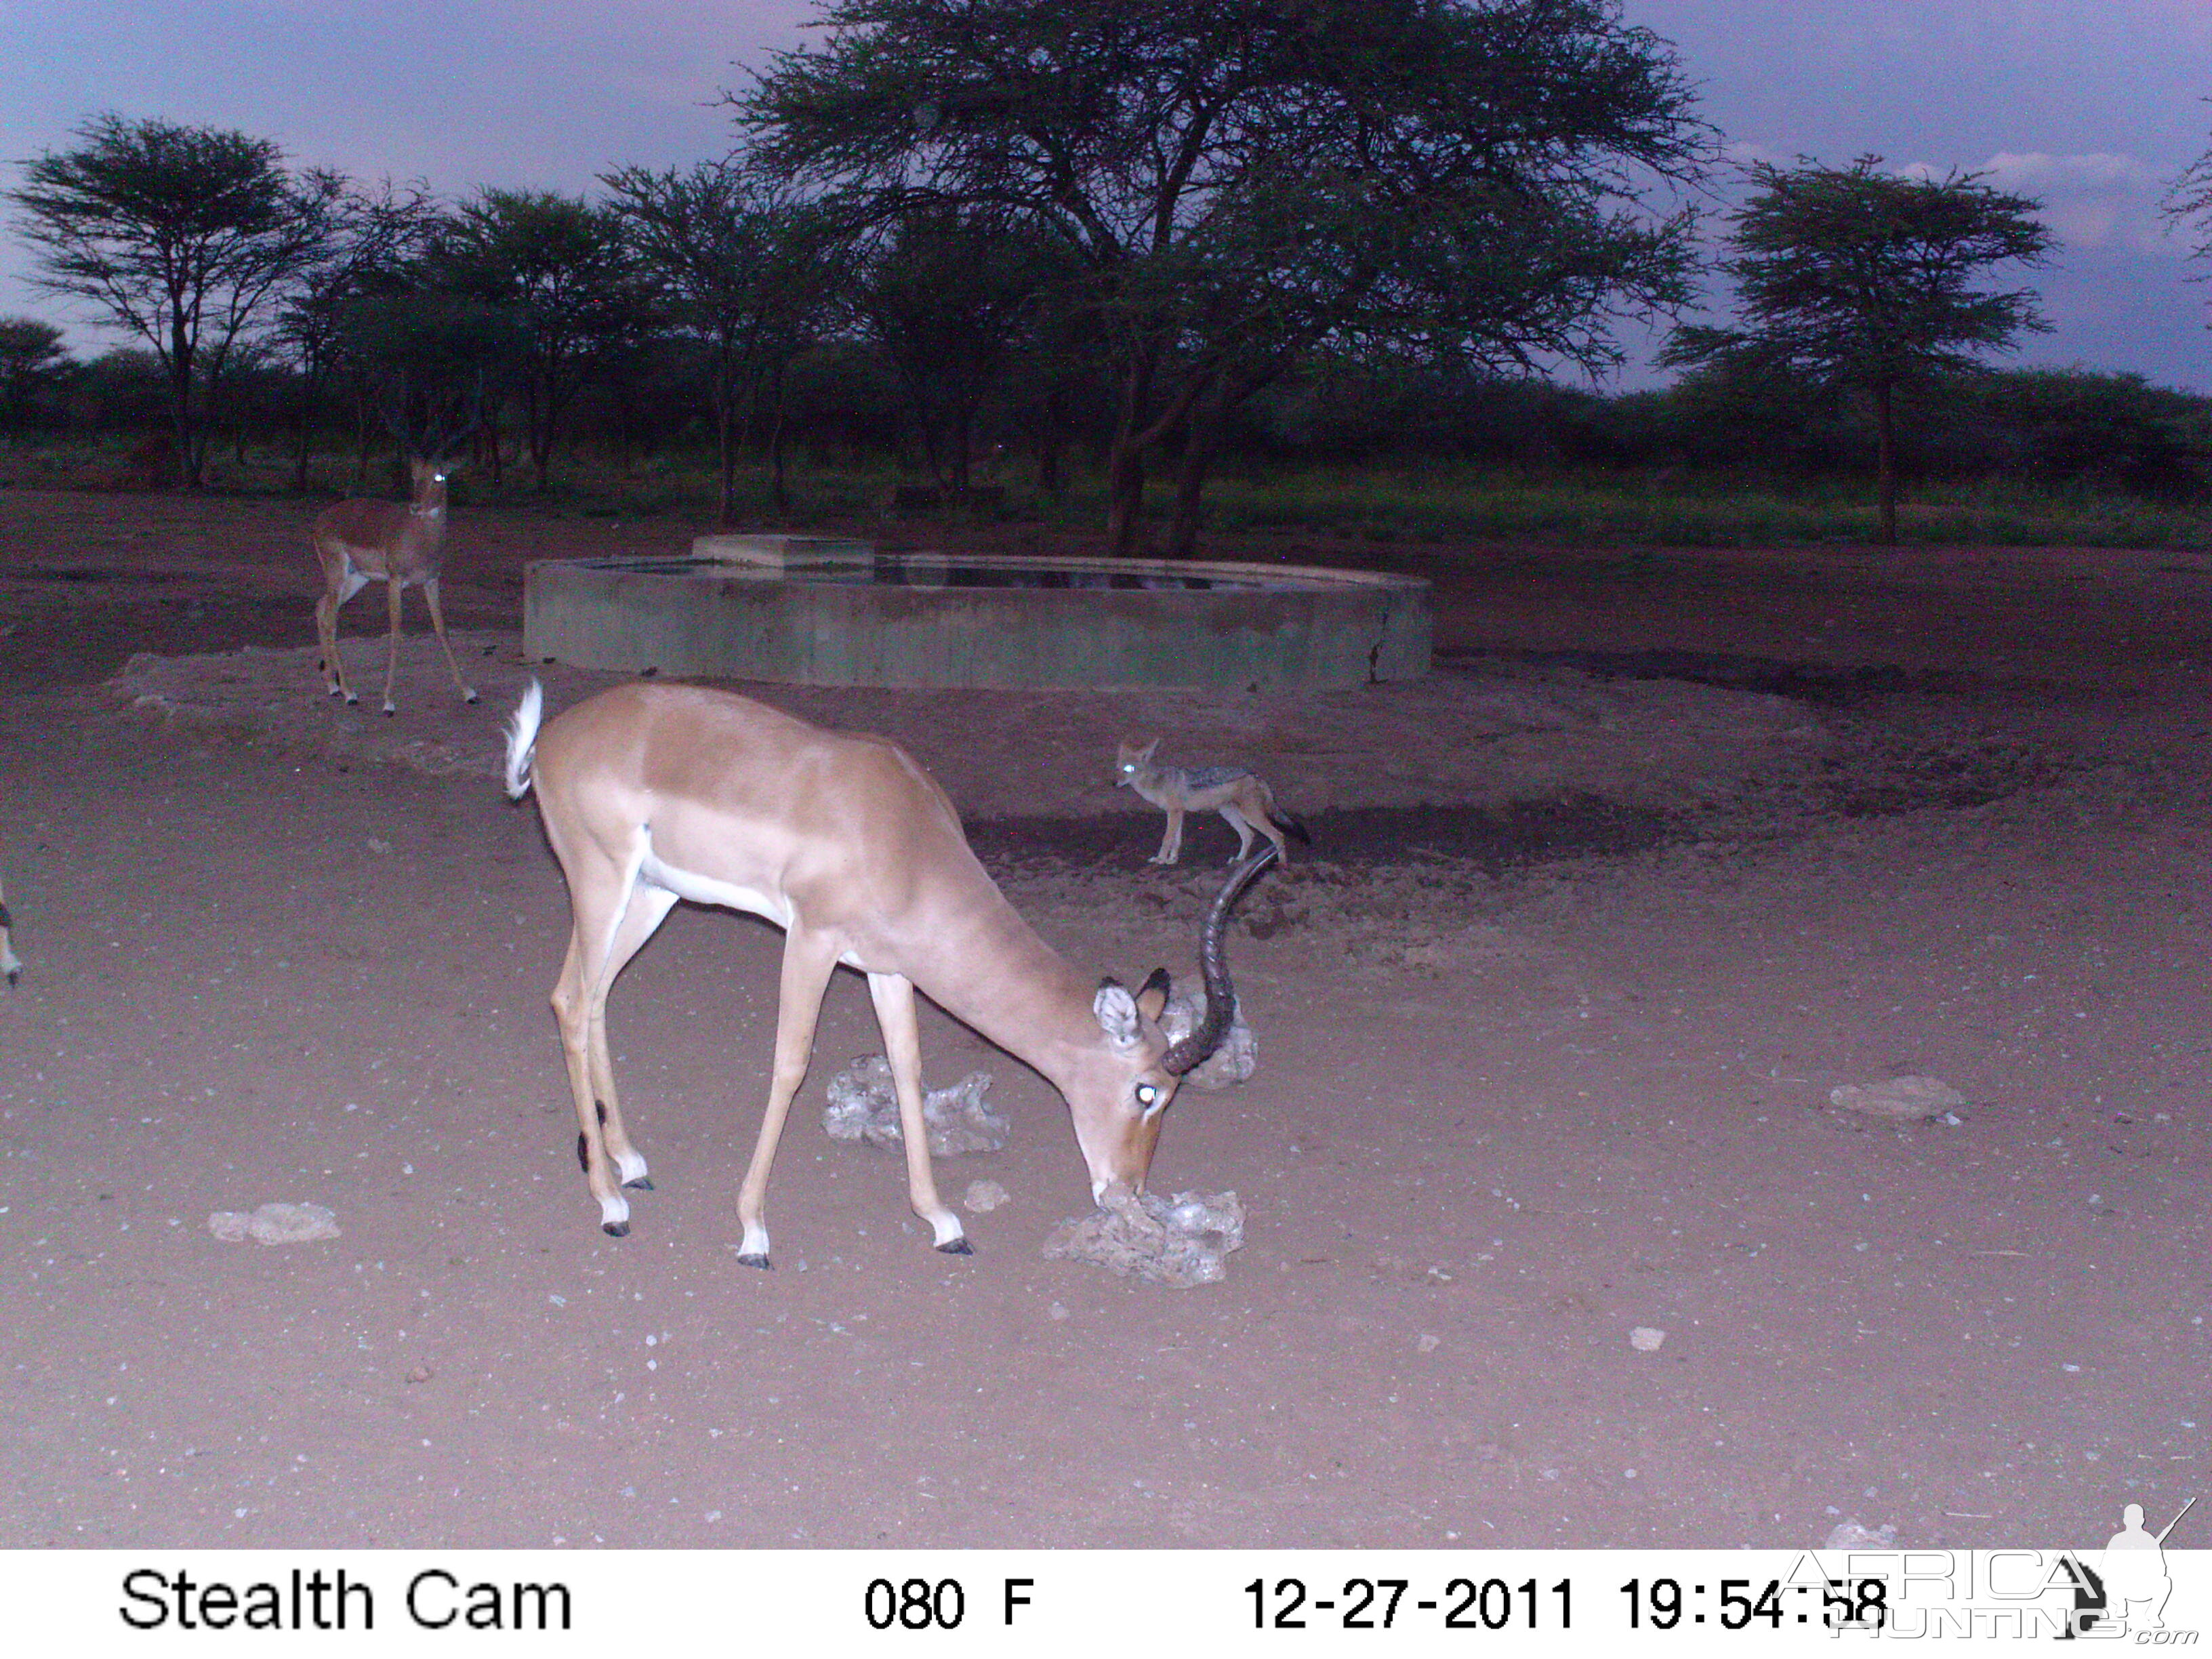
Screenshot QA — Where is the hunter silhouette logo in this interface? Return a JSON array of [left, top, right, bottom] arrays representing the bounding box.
[[2085, 1497, 2195, 1637]]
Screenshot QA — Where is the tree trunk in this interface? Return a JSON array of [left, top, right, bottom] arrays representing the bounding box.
[[1105, 433, 1149, 555], [1874, 380, 1898, 547], [1165, 408, 1226, 559], [714, 337, 737, 529], [529, 392, 552, 492], [1034, 386, 1066, 497], [949, 405, 972, 496], [768, 360, 791, 519], [167, 315, 200, 489], [291, 390, 315, 493], [483, 403, 506, 487]]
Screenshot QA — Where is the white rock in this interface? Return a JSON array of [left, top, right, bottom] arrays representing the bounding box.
[[962, 1179, 1010, 1214], [1824, 1519, 1898, 1549], [822, 1057, 1008, 1155], [208, 1202, 340, 1245], [1044, 1187, 1246, 1288], [1160, 986, 1257, 1090], [1629, 1326, 1667, 1353], [1829, 1075, 1965, 1121]]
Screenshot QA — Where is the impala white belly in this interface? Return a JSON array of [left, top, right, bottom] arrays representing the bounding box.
[[637, 849, 793, 930]]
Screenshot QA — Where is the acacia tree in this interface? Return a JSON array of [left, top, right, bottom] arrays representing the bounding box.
[[0, 319, 75, 430], [1664, 156, 2053, 544], [2166, 125, 2212, 320], [438, 189, 642, 490], [851, 209, 1069, 495], [7, 113, 342, 487], [271, 179, 442, 489], [738, 0, 1706, 554], [602, 163, 840, 523]]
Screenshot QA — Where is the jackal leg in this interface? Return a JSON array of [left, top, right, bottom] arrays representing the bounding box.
[[1151, 806, 1185, 864]]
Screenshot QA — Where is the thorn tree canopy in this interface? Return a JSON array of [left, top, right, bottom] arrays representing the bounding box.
[[735, 0, 1709, 554], [7, 112, 342, 487], [1663, 155, 2053, 545]]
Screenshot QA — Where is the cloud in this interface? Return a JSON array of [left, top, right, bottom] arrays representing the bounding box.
[[1933, 151, 2183, 258]]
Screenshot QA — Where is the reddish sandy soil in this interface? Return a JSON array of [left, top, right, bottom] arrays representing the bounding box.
[[0, 485, 2205, 1551]]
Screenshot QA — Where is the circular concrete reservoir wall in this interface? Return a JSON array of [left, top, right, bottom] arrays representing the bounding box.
[[523, 537, 1430, 691]]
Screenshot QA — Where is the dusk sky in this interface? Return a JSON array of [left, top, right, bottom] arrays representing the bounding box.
[[5, 0, 2209, 390]]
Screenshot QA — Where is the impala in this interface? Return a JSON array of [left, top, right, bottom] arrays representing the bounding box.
[[1, 870, 17, 986], [503, 679, 1274, 1263], [312, 457, 478, 714]]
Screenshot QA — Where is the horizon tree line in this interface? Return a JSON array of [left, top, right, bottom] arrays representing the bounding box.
[[5, 0, 2202, 546]]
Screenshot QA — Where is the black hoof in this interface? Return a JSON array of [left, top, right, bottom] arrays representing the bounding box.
[[623, 1175, 655, 1191], [382, 707, 395, 718], [601, 1220, 630, 1238], [936, 1236, 975, 1256], [736, 1251, 772, 1271]]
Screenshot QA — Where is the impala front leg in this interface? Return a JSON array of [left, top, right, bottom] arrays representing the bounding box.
[[867, 970, 968, 1254], [380, 579, 405, 716], [735, 928, 841, 1269]]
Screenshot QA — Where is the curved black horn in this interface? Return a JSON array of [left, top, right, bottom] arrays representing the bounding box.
[[1160, 844, 1279, 1077]]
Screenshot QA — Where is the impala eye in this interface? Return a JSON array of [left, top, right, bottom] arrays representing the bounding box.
[[1134, 1082, 1160, 1111]]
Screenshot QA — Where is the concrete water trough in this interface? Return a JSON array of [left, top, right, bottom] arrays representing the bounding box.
[[523, 535, 1431, 691]]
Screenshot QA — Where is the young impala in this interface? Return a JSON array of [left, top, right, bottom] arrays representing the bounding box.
[[504, 680, 1274, 1263], [312, 456, 478, 715]]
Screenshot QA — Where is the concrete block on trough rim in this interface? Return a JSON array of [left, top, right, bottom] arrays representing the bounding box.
[[691, 533, 875, 571]]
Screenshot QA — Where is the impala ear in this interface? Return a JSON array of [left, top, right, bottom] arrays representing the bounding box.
[[1135, 966, 1172, 1023], [1094, 979, 1145, 1050]]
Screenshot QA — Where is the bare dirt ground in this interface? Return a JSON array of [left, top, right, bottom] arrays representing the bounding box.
[[0, 486, 2205, 1550]]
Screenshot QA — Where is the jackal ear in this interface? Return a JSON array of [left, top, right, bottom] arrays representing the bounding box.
[[1135, 966, 1172, 1023], [1094, 979, 1145, 1050], [1136, 737, 1160, 761]]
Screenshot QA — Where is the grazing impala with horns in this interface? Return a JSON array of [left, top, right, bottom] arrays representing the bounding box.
[[504, 679, 1275, 1263]]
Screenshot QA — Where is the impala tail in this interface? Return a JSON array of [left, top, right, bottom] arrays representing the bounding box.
[[504, 679, 544, 800]]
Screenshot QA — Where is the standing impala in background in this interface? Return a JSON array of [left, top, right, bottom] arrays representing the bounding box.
[[503, 679, 1274, 1263], [312, 455, 478, 715], [1, 868, 18, 986]]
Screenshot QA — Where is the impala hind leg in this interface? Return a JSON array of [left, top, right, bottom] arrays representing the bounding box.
[[868, 970, 968, 1254], [735, 930, 841, 1269], [315, 561, 367, 703], [586, 883, 678, 1195], [550, 855, 660, 1235], [421, 577, 479, 705]]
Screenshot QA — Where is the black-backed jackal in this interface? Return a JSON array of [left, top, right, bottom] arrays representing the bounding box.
[[1115, 737, 1309, 866]]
